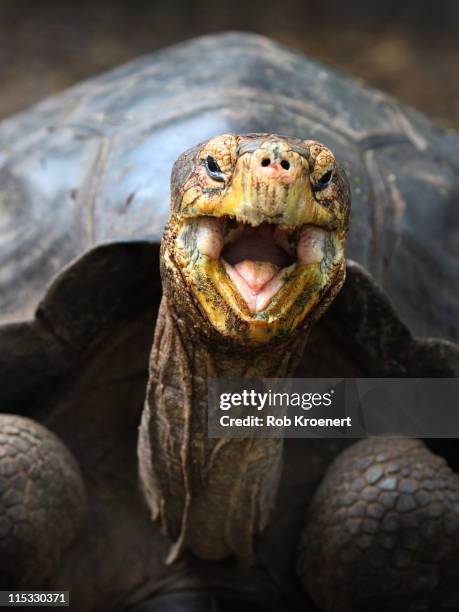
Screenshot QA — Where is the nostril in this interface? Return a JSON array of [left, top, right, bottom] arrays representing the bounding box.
[[261, 158, 271, 167], [280, 160, 290, 170]]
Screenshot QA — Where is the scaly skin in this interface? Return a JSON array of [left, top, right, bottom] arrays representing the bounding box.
[[0, 415, 86, 587], [298, 438, 459, 612]]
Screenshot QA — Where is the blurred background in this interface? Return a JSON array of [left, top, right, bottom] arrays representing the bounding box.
[[0, 0, 458, 129]]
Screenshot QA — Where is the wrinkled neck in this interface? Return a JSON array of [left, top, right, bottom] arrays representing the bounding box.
[[138, 296, 309, 563]]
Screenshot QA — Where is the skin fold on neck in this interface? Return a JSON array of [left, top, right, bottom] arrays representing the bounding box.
[[138, 295, 310, 564]]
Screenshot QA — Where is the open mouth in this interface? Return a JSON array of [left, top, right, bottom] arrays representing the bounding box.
[[196, 217, 328, 313]]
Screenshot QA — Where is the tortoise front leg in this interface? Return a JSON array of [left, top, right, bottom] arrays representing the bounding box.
[[297, 438, 459, 612], [0, 414, 87, 587]]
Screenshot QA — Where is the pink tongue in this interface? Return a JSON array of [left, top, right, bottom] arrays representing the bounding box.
[[234, 260, 280, 292]]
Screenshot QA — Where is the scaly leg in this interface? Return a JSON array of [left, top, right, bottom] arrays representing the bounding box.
[[298, 438, 459, 612], [0, 414, 87, 587]]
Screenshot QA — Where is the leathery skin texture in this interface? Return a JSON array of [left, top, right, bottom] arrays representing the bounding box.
[[0, 415, 86, 587], [139, 296, 310, 564], [298, 437, 459, 612]]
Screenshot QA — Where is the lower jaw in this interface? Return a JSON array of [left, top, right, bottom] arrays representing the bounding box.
[[183, 254, 344, 345]]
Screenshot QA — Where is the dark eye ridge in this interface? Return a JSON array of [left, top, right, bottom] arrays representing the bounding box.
[[204, 155, 225, 182], [315, 169, 333, 190]]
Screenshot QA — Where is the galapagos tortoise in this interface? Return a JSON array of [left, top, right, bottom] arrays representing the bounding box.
[[0, 32, 458, 612]]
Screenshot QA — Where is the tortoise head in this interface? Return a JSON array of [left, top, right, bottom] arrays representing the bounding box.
[[161, 133, 350, 346]]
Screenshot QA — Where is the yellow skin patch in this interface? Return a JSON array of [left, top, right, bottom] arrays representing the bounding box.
[[186, 256, 333, 344], [182, 138, 342, 231], [165, 133, 350, 346]]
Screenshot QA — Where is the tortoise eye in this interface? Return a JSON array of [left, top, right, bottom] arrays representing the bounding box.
[[204, 155, 225, 182], [315, 169, 333, 190]]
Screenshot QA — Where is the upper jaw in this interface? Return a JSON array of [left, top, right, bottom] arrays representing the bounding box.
[[180, 200, 339, 234]]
